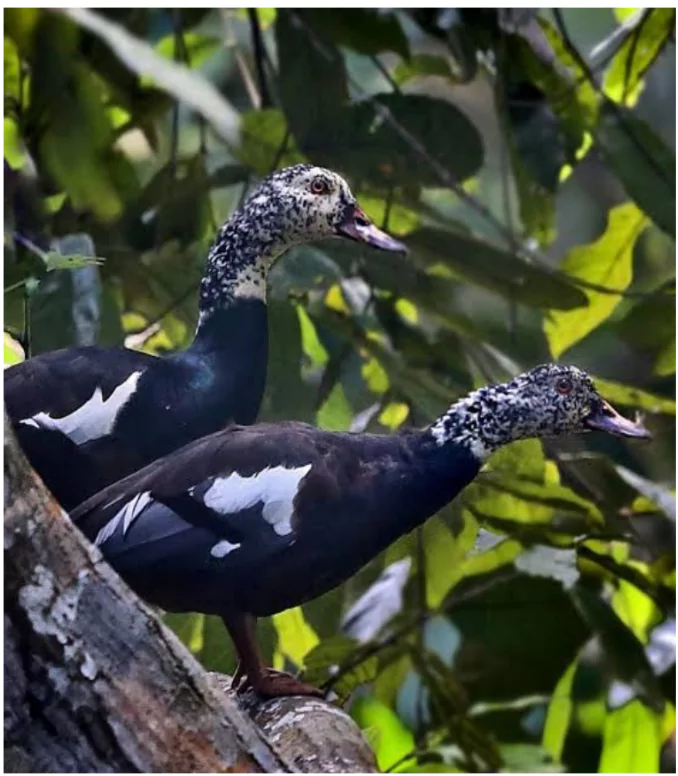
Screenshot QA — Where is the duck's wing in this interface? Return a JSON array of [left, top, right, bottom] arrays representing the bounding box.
[[71, 423, 330, 613], [5, 346, 158, 508]]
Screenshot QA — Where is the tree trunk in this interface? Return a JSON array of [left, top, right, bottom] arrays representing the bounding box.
[[4, 412, 377, 773]]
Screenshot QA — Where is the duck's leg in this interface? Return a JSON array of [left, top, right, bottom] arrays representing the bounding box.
[[223, 613, 323, 698]]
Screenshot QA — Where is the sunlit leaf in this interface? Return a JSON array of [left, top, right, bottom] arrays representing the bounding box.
[[272, 606, 320, 669], [317, 382, 353, 431], [603, 10, 675, 106], [4, 332, 24, 367], [4, 117, 26, 170], [544, 202, 648, 358], [423, 511, 478, 608], [542, 659, 577, 761], [379, 401, 409, 430], [351, 695, 416, 772], [599, 700, 662, 773], [615, 466, 676, 521]]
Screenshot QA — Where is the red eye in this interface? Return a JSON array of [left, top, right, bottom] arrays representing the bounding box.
[[556, 378, 573, 395], [310, 177, 329, 195]]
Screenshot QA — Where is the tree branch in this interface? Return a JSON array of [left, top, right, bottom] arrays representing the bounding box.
[[4, 410, 376, 773]]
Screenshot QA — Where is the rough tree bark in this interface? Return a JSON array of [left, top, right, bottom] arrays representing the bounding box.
[[4, 412, 377, 773]]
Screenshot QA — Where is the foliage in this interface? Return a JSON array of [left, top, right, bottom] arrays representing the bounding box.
[[4, 8, 675, 773]]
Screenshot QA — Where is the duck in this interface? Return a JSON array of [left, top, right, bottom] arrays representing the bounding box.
[[5, 164, 406, 510], [71, 363, 650, 698]]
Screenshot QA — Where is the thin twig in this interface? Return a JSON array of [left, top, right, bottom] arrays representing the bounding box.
[[248, 9, 273, 108]]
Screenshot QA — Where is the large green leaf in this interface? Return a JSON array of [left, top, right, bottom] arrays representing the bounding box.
[[333, 94, 483, 186], [275, 10, 348, 156], [544, 202, 648, 358], [597, 102, 676, 236], [408, 228, 587, 311], [617, 284, 676, 376]]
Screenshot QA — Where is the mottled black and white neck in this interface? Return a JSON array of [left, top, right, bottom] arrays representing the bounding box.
[[196, 164, 405, 329], [427, 364, 651, 461]]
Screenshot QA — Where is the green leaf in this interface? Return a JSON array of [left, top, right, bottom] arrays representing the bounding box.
[[4, 332, 24, 366], [570, 586, 664, 713], [597, 102, 675, 236], [4, 117, 26, 170], [462, 537, 524, 577], [544, 202, 648, 358], [617, 284, 675, 375], [64, 8, 240, 145], [393, 54, 454, 85], [408, 228, 587, 311], [317, 382, 353, 431], [599, 700, 662, 773], [593, 376, 676, 415], [542, 660, 577, 760], [153, 31, 221, 69], [379, 401, 409, 430], [423, 511, 478, 607], [275, 10, 348, 155], [43, 252, 105, 272], [603, 10, 675, 107], [614, 465, 676, 521], [272, 606, 320, 669], [303, 9, 409, 59], [239, 109, 305, 174], [654, 337, 675, 376], [351, 695, 416, 773], [337, 94, 483, 186]]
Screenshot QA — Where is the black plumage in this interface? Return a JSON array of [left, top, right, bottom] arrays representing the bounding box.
[[5, 165, 405, 509], [72, 364, 650, 697]]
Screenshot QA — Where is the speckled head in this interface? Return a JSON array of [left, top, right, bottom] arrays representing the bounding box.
[[199, 164, 406, 317], [430, 364, 651, 460]]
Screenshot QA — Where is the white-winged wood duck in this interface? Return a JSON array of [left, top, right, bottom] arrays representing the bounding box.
[[72, 364, 651, 698], [5, 164, 405, 510]]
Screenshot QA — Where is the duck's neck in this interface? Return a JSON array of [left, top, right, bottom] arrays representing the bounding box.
[[426, 379, 541, 461], [194, 204, 292, 337]]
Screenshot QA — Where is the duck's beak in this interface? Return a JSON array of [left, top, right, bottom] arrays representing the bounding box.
[[335, 206, 407, 253], [585, 399, 652, 440]]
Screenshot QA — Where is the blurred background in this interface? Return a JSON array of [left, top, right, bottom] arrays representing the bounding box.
[[4, 8, 676, 773]]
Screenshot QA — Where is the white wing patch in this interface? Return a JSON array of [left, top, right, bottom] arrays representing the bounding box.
[[201, 464, 312, 537], [20, 371, 143, 445], [94, 491, 153, 547], [210, 539, 242, 558]]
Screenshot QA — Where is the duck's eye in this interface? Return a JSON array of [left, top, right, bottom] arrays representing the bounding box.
[[556, 377, 573, 395], [310, 177, 330, 195]]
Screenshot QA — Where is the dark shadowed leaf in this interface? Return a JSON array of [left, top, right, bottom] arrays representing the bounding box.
[[303, 9, 409, 59], [570, 586, 665, 713], [597, 102, 676, 236]]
